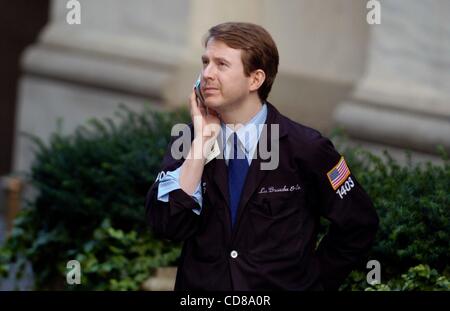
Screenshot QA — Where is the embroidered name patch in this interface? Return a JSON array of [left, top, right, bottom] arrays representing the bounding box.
[[327, 156, 351, 190], [258, 184, 301, 194]]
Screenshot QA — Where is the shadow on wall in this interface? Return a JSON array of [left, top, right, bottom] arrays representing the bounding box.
[[0, 0, 49, 176]]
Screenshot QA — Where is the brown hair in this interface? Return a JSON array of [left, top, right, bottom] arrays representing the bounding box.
[[203, 22, 279, 101]]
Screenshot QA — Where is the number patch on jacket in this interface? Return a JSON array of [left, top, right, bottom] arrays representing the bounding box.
[[336, 176, 354, 199]]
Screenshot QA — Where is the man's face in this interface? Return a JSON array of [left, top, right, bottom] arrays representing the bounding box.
[[201, 39, 251, 111]]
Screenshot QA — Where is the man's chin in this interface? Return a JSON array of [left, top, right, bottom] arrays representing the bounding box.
[[204, 98, 224, 110]]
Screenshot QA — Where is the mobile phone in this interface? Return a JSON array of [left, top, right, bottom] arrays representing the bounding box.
[[194, 75, 206, 109]]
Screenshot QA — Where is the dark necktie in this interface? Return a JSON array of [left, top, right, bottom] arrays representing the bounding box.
[[227, 133, 250, 227]]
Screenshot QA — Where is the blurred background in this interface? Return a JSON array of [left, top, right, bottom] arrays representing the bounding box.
[[0, 0, 449, 290]]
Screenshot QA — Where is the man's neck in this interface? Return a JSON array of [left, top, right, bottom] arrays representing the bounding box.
[[218, 96, 263, 129]]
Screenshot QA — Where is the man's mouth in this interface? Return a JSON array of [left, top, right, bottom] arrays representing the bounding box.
[[203, 87, 219, 95]]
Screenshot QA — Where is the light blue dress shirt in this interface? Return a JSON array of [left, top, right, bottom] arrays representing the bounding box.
[[157, 103, 268, 215]]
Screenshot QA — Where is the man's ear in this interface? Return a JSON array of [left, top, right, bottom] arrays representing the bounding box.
[[249, 69, 266, 92]]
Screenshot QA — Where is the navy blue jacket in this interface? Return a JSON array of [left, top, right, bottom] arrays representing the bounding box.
[[145, 102, 379, 291]]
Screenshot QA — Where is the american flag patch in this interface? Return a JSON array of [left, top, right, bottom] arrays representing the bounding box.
[[327, 157, 351, 190]]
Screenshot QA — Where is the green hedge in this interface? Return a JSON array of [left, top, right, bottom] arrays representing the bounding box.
[[334, 132, 449, 290], [0, 105, 188, 290], [0, 107, 448, 290]]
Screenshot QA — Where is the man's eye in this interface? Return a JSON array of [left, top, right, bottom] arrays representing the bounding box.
[[219, 62, 227, 67], [202, 60, 209, 65]]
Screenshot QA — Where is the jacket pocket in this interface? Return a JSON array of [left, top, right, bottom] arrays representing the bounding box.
[[249, 193, 299, 220], [247, 195, 305, 256]]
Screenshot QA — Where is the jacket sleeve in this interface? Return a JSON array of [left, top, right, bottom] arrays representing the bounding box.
[[157, 166, 203, 215], [144, 124, 201, 242], [305, 135, 379, 291]]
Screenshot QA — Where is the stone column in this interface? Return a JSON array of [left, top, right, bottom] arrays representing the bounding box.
[[13, 0, 190, 173], [334, 0, 450, 156]]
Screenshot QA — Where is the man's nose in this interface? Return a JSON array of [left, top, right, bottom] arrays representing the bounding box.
[[202, 63, 216, 80]]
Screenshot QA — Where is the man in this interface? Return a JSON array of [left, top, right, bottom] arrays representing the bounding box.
[[145, 22, 379, 291]]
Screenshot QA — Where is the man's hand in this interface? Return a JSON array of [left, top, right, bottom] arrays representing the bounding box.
[[189, 91, 221, 144], [179, 92, 221, 196]]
